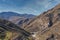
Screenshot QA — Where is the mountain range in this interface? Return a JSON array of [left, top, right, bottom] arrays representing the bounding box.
[[0, 4, 60, 40], [0, 12, 35, 20]]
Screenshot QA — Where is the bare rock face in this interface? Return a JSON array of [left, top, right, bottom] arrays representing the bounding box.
[[24, 4, 60, 40]]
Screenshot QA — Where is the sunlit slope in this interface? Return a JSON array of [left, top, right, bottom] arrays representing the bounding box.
[[23, 4, 60, 40]]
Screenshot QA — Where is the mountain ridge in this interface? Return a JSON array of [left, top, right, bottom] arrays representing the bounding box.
[[0, 12, 35, 20]]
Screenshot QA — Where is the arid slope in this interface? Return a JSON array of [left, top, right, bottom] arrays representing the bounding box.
[[24, 4, 60, 40]]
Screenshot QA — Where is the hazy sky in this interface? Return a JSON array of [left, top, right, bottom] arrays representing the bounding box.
[[0, 0, 60, 15]]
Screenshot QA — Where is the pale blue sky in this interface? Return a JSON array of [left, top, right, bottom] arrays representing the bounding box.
[[0, 0, 60, 15]]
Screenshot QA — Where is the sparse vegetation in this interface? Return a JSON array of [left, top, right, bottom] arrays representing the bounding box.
[[0, 31, 13, 40]]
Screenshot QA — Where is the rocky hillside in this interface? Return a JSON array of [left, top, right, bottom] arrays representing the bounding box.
[[23, 4, 60, 40]]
